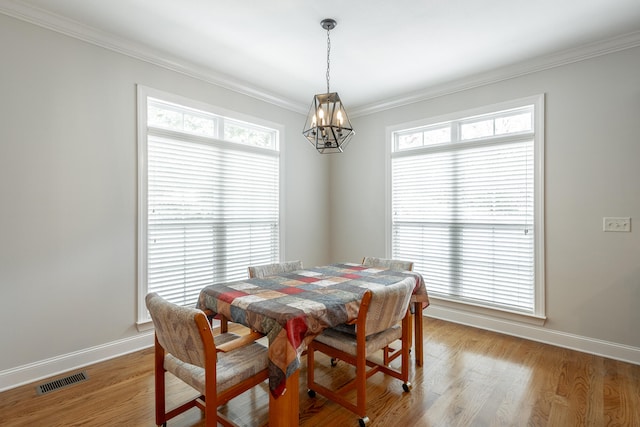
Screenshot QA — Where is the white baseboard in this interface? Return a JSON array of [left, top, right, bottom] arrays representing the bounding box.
[[426, 304, 640, 365], [0, 332, 154, 393], [3, 308, 639, 393]]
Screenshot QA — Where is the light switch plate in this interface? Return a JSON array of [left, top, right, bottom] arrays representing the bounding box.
[[603, 217, 631, 232]]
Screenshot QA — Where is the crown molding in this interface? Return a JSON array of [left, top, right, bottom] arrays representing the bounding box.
[[2, 1, 639, 119], [350, 30, 640, 117], [0, 0, 308, 114]]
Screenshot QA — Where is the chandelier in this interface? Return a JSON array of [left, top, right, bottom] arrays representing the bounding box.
[[302, 18, 355, 154]]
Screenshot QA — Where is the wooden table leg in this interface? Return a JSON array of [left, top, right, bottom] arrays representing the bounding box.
[[219, 315, 228, 333], [407, 312, 413, 356], [269, 370, 299, 426], [414, 302, 423, 366]]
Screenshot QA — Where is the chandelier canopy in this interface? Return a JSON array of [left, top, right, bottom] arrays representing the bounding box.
[[302, 19, 355, 154]]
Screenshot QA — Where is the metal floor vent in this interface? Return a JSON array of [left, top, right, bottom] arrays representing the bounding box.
[[37, 371, 89, 395]]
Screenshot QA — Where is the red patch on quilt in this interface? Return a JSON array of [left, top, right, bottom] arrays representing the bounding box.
[[296, 276, 320, 283], [286, 315, 308, 349], [217, 290, 248, 303], [279, 286, 305, 294]]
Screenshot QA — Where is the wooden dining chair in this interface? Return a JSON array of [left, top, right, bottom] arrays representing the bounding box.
[[247, 260, 303, 278], [362, 256, 422, 365], [306, 279, 414, 427], [145, 293, 269, 427]]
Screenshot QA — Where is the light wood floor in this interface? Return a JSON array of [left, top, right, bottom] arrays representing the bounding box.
[[2, 318, 639, 426]]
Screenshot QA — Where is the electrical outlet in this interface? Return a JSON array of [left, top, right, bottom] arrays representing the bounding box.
[[603, 217, 631, 232]]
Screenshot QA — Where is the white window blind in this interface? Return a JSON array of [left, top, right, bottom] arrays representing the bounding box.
[[391, 98, 543, 316], [138, 88, 281, 321]]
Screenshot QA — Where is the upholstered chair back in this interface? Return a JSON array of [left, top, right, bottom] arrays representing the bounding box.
[[363, 279, 413, 336], [362, 257, 414, 271], [248, 260, 303, 278], [145, 292, 209, 368]]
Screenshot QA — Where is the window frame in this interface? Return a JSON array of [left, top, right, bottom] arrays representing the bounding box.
[[386, 94, 545, 322], [136, 85, 285, 328]]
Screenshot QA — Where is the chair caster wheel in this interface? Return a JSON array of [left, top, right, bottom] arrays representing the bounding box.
[[402, 382, 412, 392], [308, 389, 316, 398], [330, 358, 338, 367], [358, 416, 370, 426]]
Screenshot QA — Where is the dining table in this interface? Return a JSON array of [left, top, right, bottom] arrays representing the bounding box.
[[196, 262, 429, 427]]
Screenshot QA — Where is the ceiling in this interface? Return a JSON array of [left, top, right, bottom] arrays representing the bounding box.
[[3, 0, 640, 113]]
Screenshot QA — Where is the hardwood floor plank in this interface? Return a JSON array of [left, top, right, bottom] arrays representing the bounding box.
[[2, 318, 640, 426], [603, 358, 640, 427], [488, 340, 545, 427]]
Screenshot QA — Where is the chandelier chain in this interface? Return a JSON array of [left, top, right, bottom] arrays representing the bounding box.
[[326, 27, 331, 93], [303, 18, 354, 153]]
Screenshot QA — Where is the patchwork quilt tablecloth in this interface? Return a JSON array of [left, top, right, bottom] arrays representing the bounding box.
[[196, 262, 429, 397]]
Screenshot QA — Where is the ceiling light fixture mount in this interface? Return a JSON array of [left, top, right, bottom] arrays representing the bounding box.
[[302, 18, 355, 154], [320, 18, 336, 31]]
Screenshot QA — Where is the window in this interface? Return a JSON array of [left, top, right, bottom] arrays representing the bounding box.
[[137, 86, 282, 324], [389, 95, 544, 318]]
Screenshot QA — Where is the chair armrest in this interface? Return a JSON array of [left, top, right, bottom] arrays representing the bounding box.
[[216, 330, 265, 353]]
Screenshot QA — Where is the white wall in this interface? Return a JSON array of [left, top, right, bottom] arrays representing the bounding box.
[[0, 14, 330, 387], [2, 11, 639, 392], [330, 46, 640, 358]]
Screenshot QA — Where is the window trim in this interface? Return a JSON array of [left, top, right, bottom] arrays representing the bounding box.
[[385, 94, 545, 322], [136, 85, 285, 328]]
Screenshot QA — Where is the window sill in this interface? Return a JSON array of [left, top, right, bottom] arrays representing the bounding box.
[[136, 320, 154, 332], [427, 296, 546, 327]]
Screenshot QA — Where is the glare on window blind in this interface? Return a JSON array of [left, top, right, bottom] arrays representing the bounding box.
[[146, 100, 279, 308], [391, 106, 535, 313]]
